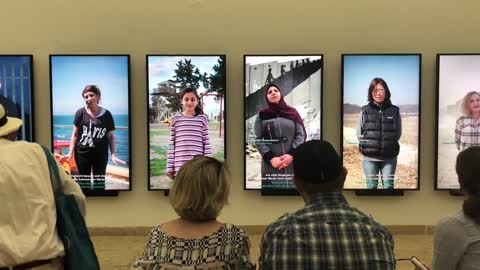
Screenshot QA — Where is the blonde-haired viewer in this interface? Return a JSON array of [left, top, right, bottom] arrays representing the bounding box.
[[169, 156, 229, 221], [455, 91, 480, 151], [133, 156, 255, 270]]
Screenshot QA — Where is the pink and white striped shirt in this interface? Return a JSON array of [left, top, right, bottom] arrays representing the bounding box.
[[166, 113, 212, 176]]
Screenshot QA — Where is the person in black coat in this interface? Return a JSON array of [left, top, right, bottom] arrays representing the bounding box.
[[356, 78, 402, 189]]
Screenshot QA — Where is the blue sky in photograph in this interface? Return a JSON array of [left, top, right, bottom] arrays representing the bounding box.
[[343, 55, 420, 106], [148, 56, 223, 115], [51, 56, 129, 115], [148, 56, 220, 92]]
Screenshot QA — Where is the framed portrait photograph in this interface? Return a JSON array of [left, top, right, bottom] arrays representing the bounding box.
[[436, 54, 480, 190], [342, 54, 421, 191], [244, 55, 323, 194], [50, 55, 131, 191], [147, 55, 226, 190], [0, 55, 34, 141]]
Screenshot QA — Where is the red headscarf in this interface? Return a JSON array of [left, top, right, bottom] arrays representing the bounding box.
[[259, 83, 307, 142]]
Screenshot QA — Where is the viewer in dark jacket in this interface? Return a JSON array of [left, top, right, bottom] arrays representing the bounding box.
[[356, 78, 402, 189]]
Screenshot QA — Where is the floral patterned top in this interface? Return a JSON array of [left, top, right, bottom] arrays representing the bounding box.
[[133, 223, 255, 270]]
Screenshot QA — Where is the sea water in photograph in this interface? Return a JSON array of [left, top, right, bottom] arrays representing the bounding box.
[[53, 114, 129, 190]]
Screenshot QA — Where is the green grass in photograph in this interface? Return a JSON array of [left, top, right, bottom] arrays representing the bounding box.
[[151, 145, 167, 155], [213, 150, 225, 161], [150, 158, 166, 176], [150, 130, 170, 137]]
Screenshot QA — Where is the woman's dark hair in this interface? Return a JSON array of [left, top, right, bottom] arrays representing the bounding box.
[[367, 78, 391, 103], [82, 85, 101, 103], [456, 146, 480, 224], [180, 87, 203, 116]]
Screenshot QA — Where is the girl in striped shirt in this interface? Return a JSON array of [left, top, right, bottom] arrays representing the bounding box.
[[166, 87, 212, 179]]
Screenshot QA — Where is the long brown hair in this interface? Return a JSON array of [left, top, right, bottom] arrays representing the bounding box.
[[456, 146, 480, 224]]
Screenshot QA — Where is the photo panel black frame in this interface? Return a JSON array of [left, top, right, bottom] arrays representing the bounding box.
[[341, 53, 422, 196], [49, 54, 132, 196], [146, 54, 227, 192], [243, 54, 324, 196], [435, 53, 480, 195]]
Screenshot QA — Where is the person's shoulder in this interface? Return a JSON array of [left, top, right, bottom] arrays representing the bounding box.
[[456, 115, 469, 122], [347, 206, 393, 234], [103, 108, 113, 116], [223, 223, 243, 231], [222, 223, 249, 238], [369, 217, 393, 235], [74, 107, 85, 114], [263, 213, 296, 237], [73, 107, 86, 118], [171, 113, 182, 123], [10, 140, 42, 149], [360, 104, 371, 111], [437, 210, 467, 228], [172, 113, 182, 119], [8, 141, 47, 159], [147, 224, 166, 238], [435, 210, 471, 238], [390, 104, 400, 111], [196, 114, 208, 120], [195, 114, 209, 125]]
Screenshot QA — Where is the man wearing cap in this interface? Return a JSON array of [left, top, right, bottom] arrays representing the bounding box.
[[0, 104, 86, 270], [258, 140, 396, 269]]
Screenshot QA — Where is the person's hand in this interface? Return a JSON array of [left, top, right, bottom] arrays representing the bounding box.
[[111, 153, 127, 165], [270, 157, 283, 168], [166, 173, 174, 179], [278, 154, 293, 169], [61, 151, 73, 162]]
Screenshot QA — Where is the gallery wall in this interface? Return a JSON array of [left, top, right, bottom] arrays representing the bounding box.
[[2, 0, 477, 226]]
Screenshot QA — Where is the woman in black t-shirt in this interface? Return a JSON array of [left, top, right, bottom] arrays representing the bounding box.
[[64, 85, 125, 188]]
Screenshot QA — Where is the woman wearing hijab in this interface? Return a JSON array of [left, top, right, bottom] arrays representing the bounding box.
[[254, 83, 306, 189]]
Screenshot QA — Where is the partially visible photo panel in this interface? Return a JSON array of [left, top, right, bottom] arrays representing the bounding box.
[[436, 54, 480, 189], [0, 55, 34, 141], [147, 55, 226, 190], [50, 55, 131, 191], [342, 54, 421, 190], [244, 55, 323, 193]]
